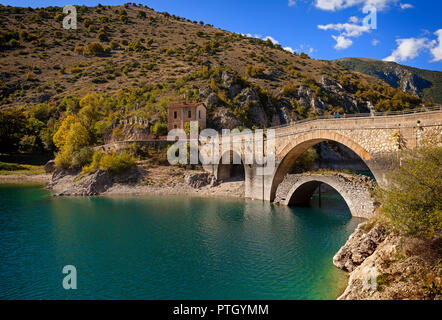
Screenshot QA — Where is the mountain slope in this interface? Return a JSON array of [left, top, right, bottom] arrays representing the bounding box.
[[0, 4, 430, 154], [335, 58, 442, 104]]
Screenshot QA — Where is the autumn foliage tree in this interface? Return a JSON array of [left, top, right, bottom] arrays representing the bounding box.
[[53, 115, 91, 168]]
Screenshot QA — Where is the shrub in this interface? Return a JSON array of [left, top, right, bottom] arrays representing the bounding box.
[[281, 83, 298, 96], [151, 121, 168, 136], [376, 130, 442, 239], [119, 15, 128, 23], [98, 31, 108, 41], [82, 151, 103, 173], [300, 52, 310, 59], [71, 147, 94, 168], [137, 10, 146, 18], [98, 152, 137, 173], [84, 42, 105, 56], [25, 72, 36, 81], [54, 12, 63, 22], [245, 64, 264, 78], [19, 30, 29, 40], [125, 40, 145, 52], [9, 38, 20, 48], [110, 41, 120, 49], [74, 45, 84, 55]]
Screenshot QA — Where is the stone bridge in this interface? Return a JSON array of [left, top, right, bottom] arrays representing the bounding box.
[[273, 173, 377, 218], [94, 108, 442, 212], [207, 108, 442, 203]]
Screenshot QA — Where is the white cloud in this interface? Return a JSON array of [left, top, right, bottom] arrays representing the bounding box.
[[242, 33, 262, 39], [295, 44, 316, 54], [384, 37, 432, 62], [332, 35, 354, 50], [430, 29, 442, 62], [314, 0, 398, 11], [284, 46, 295, 53], [263, 36, 279, 45], [400, 3, 414, 10], [349, 16, 360, 23], [288, 0, 296, 7], [372, 39, 380, 46], [318, 22, 370, 37]]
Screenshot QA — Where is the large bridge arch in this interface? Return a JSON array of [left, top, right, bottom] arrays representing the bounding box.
[[269, 131, 378, 202], [275, 174, 376, 218]]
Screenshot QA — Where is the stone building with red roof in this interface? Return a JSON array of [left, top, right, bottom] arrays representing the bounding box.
[[167, 102, 207, 131]]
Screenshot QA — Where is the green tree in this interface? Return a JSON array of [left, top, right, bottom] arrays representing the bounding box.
[[292, 147, 318, 173], [0, 109, 27, 153], [151, 121, 168, 137], [376, 130, 442, 239]]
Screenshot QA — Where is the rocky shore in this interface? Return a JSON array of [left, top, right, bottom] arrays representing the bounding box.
[[0, 174, 50, 183], [334, 222, 442, 300], [45, 165, 245, 199]]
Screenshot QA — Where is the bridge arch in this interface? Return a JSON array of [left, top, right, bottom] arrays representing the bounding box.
[[216, 149, 246, 181], [270, 130, 377, 202], [276, 174, 376, 218]]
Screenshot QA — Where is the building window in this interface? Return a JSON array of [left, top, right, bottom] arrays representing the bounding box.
[[188, 110, 192, 118], [174, 111, 177, 119]]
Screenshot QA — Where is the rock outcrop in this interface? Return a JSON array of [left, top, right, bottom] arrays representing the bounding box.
[[184, 172, 217, 188], [335, 222, 442, 300], [47, 166, 146, 196], [333, 222, 387, 272], [44, 160, 56, 173]]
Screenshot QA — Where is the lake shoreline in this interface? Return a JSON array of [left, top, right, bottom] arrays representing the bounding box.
[[0, 174, 51, 184]]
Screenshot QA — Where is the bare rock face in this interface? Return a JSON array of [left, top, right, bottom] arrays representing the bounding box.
[[205, 92, 219, 108], [44, 160, 56, 173], [185, 172, 217, 189], [333, 222, 387, 272], [210, 107, 242, 130], [337, 234, 442, 300], [48, 167, 146, 196]]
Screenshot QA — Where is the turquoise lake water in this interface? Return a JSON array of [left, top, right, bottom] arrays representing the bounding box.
[[0, 184, 364, 300]]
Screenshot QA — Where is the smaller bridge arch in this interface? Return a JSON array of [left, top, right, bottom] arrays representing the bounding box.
[[216, 150, 246, 181], [274, 173, 376, 218]]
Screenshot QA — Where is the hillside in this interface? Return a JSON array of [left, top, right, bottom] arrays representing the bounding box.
[[0, 4, 429, 155], [335, 58, 442, 104]]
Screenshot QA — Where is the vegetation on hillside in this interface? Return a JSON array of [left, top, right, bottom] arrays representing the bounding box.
[[0, 3, 432, 161], [336, 58, 442, 104]]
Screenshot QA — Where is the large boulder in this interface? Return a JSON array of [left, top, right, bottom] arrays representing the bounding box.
[[210, 107, 242, 130], [205, 92, 219, 108], [185, 172, 217, 188]]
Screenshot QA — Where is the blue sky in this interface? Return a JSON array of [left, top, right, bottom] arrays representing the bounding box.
[[2, 0, 442, 71]]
